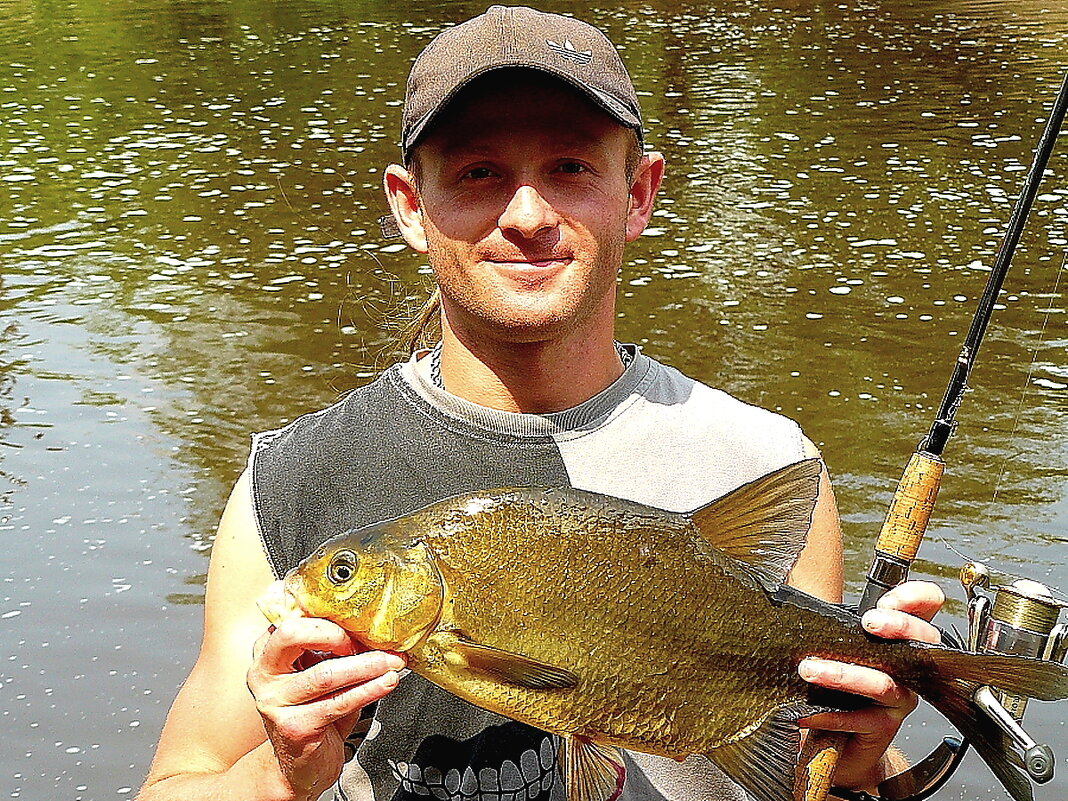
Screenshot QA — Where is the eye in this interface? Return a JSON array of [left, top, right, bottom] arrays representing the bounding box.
[[557, 161, 587, 175], [327, 550, 357, 585], [461, 165, 496, 181]]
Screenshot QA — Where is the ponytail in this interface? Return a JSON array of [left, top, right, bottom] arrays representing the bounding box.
[[397, 285, 442, 355]]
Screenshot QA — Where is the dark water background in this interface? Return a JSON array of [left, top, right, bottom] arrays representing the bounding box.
[[1, 0, 1066, 798]]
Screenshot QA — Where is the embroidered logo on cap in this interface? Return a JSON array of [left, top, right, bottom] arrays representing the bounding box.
[[546, 39, 593, 65]]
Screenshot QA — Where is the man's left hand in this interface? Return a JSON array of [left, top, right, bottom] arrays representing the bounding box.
[[797, 580, 946, 791]]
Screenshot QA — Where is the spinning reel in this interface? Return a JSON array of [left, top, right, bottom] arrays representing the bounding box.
[[878, 563, 1068, 801]]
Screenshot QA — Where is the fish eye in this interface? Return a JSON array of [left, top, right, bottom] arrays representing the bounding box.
[[327, 550, 357, 585]]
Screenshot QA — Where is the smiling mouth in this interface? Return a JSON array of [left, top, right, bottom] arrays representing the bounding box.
[[488, 257, 571, 269]]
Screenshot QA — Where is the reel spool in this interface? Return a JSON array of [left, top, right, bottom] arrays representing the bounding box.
[[961, 562, 1068, 783]]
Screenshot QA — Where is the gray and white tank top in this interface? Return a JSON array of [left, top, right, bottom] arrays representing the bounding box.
[[249, 345, 806, 801]]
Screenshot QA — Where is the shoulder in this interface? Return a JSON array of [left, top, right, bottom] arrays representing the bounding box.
[[563, 352, 807, 511], [252, 365, 406, 456], [635, 355, 805, 459]]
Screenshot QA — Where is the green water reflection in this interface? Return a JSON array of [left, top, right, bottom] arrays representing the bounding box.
[[2, 0, 1067, 799]]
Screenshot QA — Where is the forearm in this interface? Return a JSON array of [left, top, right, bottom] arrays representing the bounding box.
[[137, 740, 299, 801]]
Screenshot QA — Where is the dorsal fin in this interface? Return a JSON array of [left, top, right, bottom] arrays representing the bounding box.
[[690, 459, 822, 591]]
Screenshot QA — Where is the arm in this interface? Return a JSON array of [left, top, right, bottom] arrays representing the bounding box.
[[137, 471, 403, 801], [788, 439, 945, 793]]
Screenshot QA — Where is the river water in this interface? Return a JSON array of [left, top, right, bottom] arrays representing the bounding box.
[[1, 0, 1066, 799]]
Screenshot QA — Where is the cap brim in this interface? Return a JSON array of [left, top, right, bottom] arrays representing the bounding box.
[[402, 63, 643, 158]]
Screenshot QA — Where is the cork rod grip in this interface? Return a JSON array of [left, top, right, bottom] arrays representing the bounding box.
[[796, 452, 946, 800], [873, 452, 945, 561], [796, 731, 848, 801]]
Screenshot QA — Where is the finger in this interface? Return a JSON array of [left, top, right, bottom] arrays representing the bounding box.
[[253, 629, 271, 662], [302, 668, 403, 730], [259, 617, 361, 674], [279, 650, 407, 707], [876, 580, 945, 621], [861, 607, 941, 644], [799, 704, 914, 733], [798, 658, 918, 710]]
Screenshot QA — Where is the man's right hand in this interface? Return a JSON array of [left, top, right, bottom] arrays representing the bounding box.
[[137, 472, 405, 801], [248, 617, 406, 801]]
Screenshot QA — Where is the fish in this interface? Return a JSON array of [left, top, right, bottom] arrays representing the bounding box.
[[259, 458, 1068, 801]]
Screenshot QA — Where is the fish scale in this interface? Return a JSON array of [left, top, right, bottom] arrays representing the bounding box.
[[409, 488, 855, 753]]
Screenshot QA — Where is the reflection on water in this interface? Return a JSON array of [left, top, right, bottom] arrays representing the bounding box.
[[0, 320, 26, 502], [1, 0, 1067, 798]]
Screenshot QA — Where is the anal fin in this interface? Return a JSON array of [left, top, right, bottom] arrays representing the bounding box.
[[705, 708, 806, 801], [564, 735, 627, 801]]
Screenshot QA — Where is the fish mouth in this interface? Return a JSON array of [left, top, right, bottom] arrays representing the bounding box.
[[388, 733, 558, 800], [257, 577, 304, 626]]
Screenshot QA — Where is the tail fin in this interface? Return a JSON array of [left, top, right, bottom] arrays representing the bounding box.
[[916, 647, 1068, 801]]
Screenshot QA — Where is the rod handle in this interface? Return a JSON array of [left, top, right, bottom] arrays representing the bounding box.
[[796, 731, 848, 801], [874, 451, 945, 560], [858, 452, 945, 613], [802, 452, 946, 798]]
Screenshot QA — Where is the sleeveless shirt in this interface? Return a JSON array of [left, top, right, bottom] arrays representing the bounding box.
[[249, 345, 806, 801]]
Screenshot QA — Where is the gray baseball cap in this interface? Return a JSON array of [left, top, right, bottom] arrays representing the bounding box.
[[400, 5, 644, 159]]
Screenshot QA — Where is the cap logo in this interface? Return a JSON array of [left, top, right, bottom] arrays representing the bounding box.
[[546, 39, 593, 65]]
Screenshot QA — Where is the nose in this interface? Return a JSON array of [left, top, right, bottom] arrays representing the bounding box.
[[498, 184, 559, 239]]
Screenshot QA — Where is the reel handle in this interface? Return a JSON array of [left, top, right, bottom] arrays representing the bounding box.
[[964, 566, 1068, 784]]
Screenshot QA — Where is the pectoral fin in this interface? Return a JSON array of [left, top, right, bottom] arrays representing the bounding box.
[[431, 633, 580, 690], [563, 735, 627, 801]]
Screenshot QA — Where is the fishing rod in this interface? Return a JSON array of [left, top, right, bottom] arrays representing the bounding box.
[[798, 70, 1068, 801]]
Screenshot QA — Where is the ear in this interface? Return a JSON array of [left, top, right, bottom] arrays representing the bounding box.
[[624, 151, 666, 243], [383, 164, 429, 253]]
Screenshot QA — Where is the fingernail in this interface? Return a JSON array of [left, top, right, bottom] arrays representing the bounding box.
[[798, 659, 821, 680], [876, 595, 900, 612], [863, 609, 888, 631], [385, 654, 406, 671]]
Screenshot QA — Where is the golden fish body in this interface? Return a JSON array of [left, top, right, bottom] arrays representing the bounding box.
[[370, 487, 840, 756], [271, 460, 1068, 801]]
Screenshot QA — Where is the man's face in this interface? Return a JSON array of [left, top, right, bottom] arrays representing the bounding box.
[[388, 73, 658, 346]]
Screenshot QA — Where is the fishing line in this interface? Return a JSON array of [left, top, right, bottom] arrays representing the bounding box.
[[990, 247, 1068, 506]]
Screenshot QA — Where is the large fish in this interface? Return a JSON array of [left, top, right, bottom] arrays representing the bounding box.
[[260, 459, 1068, 801]]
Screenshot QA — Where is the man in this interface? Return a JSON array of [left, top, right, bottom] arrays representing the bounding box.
[[138, 7, 945, 801]]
